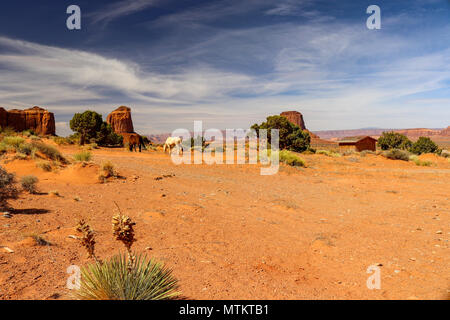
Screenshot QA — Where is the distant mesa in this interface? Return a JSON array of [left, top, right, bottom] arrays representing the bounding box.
[[280, 110, 319, 139], [0, 106, 55, 135], [440, 126, 450, 136], [106, 106, 135, 134]]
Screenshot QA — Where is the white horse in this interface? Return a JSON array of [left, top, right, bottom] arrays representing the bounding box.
[[163, 137, 183, 154]]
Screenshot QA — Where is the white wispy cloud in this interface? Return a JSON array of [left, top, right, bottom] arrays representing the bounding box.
[[90, 0, 160, 24], [0, 7, 449, 135]]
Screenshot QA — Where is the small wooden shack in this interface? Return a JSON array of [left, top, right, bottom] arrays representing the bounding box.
[[338, 136, 377, 152]]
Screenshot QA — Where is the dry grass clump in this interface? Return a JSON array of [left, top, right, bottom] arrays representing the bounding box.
[[74, 150, 92, 162], [409, 155, 433, 166], [31, 141, 67, 163], [360, 150, 375, 157], [21, 175, 39, 194], [36, 161, 52, 172], [382, 149, 410, 161], [73, 205, 180, 300], [0, 166, 17, 210], [316, 149, 342, 157], [49, 190, 61, 197]]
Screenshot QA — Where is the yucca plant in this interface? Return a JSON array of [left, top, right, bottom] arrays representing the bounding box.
[[74, 253, 179, 300], [73, 204, 180, 300]]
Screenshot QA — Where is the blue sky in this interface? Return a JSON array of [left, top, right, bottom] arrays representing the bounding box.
[[0, 0, 449, 136]]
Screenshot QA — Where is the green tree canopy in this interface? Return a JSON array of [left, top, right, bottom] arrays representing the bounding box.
[[252, 115, 311, 152], [70, 111, 103, 145], [410, 137, 439, 155], [377, 132, 412, 151]]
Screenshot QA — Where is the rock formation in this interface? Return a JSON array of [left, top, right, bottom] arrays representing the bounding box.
[[280, 110, 319, 138], [0, 106, 55, 135], [106, 106, 134, 134], [280, 111, 306, 130]]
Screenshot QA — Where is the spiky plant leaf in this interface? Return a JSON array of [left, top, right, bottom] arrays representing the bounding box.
[[73, 253, 180, 300]]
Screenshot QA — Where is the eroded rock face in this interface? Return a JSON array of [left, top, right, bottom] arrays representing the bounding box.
[[0, 106, 55, 135], [0, 107, 7, 128], [280, 110, 318, 138], [280, 111, 306, 130], [106, 106, 134, 133]]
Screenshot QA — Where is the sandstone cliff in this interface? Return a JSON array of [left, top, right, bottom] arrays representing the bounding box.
[[0, 106, 55, 135], [106, 106, 134, 133]]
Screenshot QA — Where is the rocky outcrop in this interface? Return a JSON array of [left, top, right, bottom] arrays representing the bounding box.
[[280, 111, 306, 130], [0, 106, 55, 135], [280, 110, 319, 138], [106, 106, 134, 133]]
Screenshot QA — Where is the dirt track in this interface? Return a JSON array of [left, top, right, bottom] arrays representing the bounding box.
[[0, 146, 449, 300]]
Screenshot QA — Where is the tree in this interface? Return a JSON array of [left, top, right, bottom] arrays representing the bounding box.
[[410, 137, 439, 155], [70, 111, 103, 145], [96, 122, 123, 147], [252, 115, 311, 152], [377, 132, 412, 151]]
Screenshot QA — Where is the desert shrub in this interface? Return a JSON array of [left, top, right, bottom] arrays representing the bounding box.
[[383, 149, 410, 161], [0, 166, 17, 209], [2, 136, 25, 149], [36, 161, 52, 172], [17, 143, 34, 155], [101, 161, 116, 178], [0, 127, 16, 136], [30, 135, 41, 141], [53, 136, 74, 146], [316, 149, 341, 157], [251, 115, 311, 152], [410, 137, 439, 155], [14, 153, 28, 160], [279, 150, 306, 167], [377, 132, 412, 151], [95, 123, 123, 147], [21, 175, 39, 194], [360, 150, 375, 157], [74, 150, 92, 162], [440, 150, 450, 158], [31, 141, 67, 163], [74, 211, 179, 300]]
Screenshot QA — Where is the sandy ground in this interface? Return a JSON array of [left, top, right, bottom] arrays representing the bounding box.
[[0, 145, 449, 300]]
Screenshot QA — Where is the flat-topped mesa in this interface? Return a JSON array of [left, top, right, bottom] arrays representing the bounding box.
[[280, 111, 306, 130], [106, 106, 135, 134], [0, 106, 55, 135], [280, 110, 319, 139]]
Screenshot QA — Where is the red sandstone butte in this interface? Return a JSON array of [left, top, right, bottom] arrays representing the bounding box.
[[0, 106, 55, 135], [280, 110, 319, 139], [106, 106, 135, 134]]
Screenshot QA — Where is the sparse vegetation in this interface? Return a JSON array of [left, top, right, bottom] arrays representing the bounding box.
[[29, 233, 52, 246], [101, 161, 116, 178], [0, 166, 17, 210], [409, 155, 433, 166], [21, 175, 39, 194], [410, 137, 439, 155], [382, 149, 410, 161], [49, 190, 60, 197], [377, 132, 412, 151], [316, 149, 342, 157], [36, 161, 52, 172], [74, 150, 92, 162], [279, 150, 306, 167], [74, 208, 180, 300], [31, 141, 67, 163], [360, 150, 375, 157]]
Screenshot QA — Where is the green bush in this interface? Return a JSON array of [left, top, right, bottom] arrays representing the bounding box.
[[316, 149, 341, 157], [279, 150, 306, 167], [37, 161, 52, 172], [74, 150, 92, 162], [0, 166, 17, 209], [410, 137, 439, 155], [21, 175, 39, 194], [251, 115, 311, 152], [383, 149, 410, 161], [2, 136, 25, 149], [377, 132, 412, 151]]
